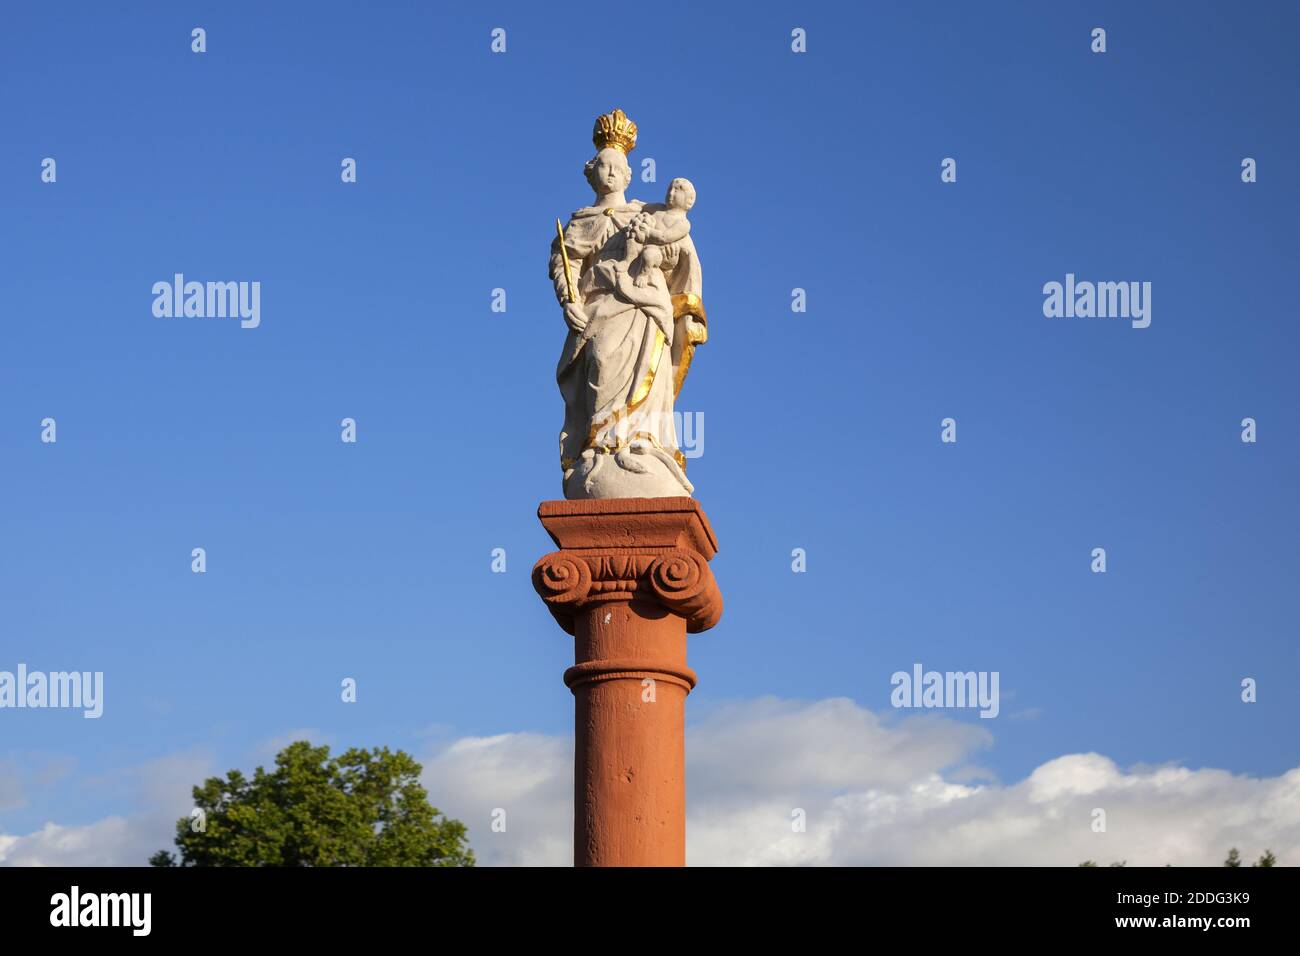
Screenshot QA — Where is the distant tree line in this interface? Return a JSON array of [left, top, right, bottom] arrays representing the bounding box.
[[1079, 848, 1277, 867]]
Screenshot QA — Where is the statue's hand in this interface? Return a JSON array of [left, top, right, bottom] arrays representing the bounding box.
[[563, 301, 589, 334]]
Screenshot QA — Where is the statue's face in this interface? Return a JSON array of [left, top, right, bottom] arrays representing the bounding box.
[[589, 149, 629, 195], [670, 180, 691, 210]]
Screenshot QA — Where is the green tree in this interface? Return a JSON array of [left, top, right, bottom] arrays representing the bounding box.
[[149, 741, 473, 867], [1253, 850, 1276, 868], [1224, 848, 1242, 867]]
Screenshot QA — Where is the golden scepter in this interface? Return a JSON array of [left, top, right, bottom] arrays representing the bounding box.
[[556, 218, 577, 304]]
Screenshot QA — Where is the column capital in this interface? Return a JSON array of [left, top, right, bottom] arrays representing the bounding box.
[[531, 497, 723, 635]]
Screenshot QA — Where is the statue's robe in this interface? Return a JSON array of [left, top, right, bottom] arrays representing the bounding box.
[[549, 202, 704, 472]]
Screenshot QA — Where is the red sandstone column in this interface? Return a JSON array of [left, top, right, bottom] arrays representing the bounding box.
[[532, 497, 723, 867]]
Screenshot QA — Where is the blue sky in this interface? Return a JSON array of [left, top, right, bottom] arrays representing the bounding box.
[[2, 0, 1297, 863]]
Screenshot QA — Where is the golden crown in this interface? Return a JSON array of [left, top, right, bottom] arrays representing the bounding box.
[[592, 108, 638, 155]]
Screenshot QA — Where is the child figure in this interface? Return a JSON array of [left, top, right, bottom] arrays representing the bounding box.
[[625, 177, 696, 287]]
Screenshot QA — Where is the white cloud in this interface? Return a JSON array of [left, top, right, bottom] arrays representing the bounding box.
[[420, 697, 1300, 867], [0, 817, 141, 867], [0, 749, 212, 867], [5, 699, 1300, 867], [420, 732, 572, 867]]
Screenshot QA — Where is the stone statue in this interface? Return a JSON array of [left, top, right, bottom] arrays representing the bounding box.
[[549, 109, 708, 500]]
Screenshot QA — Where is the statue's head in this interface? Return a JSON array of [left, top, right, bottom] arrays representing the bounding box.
[[585, 109, 637, 199], [666, 177, 696, 211], [584, 147, 632, 197]]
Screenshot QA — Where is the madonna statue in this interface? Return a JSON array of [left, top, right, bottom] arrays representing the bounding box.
[[547, 109, 709, 499]]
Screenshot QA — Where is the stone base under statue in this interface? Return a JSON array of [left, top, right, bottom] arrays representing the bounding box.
[[562, 441, 693, 500]]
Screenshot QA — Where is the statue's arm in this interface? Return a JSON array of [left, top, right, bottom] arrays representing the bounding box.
[[547, 238, 570, 304], [549, 222, 595, 305], [550, 221, 599, 332], [642, 216, 691, 246]]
